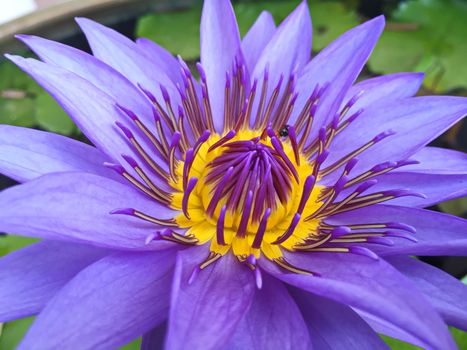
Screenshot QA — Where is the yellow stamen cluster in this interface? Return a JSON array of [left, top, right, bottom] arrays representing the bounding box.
[[170, 131, 324, 261]]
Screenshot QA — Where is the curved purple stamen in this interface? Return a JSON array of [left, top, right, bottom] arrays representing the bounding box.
[[273, 213, 301, 244], [252, 208, 272, 249], [182, 177, 198, 219]]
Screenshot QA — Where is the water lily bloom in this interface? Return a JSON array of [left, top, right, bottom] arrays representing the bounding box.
[[1, 0, 467, 349]]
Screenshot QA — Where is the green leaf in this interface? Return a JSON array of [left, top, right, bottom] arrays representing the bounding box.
[[0, 59, 38, 127], [0, 59, 42, 94], [0, 97, 35, 127], [120, 338, 142, 350], [380, 329, 467, 349], [0, 317, 34, 350], [0, 321, 141, 350], [451, 328, 467, 349], [380, 335, 422, 349], [308, 2, 359, 51], [439, 197, 467, 216], [0, 235, 38, 257], [35, 92, 76, 135], [368, 30, 427, 74], [1, 58, 77, 134], [136, 8, 201, 60], [368, 0, 467, 92]]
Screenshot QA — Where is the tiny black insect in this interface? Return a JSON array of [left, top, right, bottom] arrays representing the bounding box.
[[279, 124, 290, 137]]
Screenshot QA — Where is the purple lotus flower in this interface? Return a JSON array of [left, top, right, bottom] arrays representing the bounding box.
[[0, 0, 466, 349]]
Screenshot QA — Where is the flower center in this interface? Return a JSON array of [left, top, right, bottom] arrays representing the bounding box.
[[170, 130, 323, 261], [108, 57, 420, 280]]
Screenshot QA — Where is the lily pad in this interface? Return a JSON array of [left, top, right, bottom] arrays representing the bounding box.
[[309, 2, 359, 51], [0, 235, 38, 256], [1, 58, 78, 134], [120, 338, 142, 350], [35, 92, 76, 135], [0, 60, 38, 93], [0, 317, 34, 349], [451, 328, 467, 349], [439, 197, 467, 217], [368, 0, 467, 92], [0, 97, 35, 127], [136, 7, 201, 59], [380, 335, 421, 349], [0, 60, 37, 128]]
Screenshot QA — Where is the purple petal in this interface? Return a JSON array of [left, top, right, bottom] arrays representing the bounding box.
[[346, 172, 467, 207], [166, 246, 255, 350], [252, 2, 311, 90], [241, 11, 275, 75], [136, 37, 183, 85], [0, 241, 109, 322], [397, 147, 467, 174], [291, 16, 385, 142], [326, 96, 467, 176], [356, 308, 426, 348], [76, 18, 178, 104], [327, 204, 467, 256], [387, 256, 467, 331], [0, 172, 176, 250], [341, 72, 424, 117], [226, 275, 310, 350], [291, 288, 388, 350], [17, 34, 156, 126], [6, 55, 167, 176], [18, 250, 175, 350], [261, 253, 456, 350], [200, 0, 243, 132], [0, 125, 116, 183]]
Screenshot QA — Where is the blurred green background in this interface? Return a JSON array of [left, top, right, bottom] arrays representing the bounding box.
[[0, 0, 466, 349]]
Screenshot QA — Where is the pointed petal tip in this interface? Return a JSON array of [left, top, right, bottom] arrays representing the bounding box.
[[358, 14, 385, 35], [4, 54, 27, 66], [398, 71, 425, 83], [74, 16, 88, 24], [109, 208, 135, 215], [259, 10, 274, 21], [290, 0, 311, 23], [298, 0, 309, 9], [371, 14, 386, 26], [414, 71, 425, 79], [14, 34, 31, 42], [74, 17, 99, 30]]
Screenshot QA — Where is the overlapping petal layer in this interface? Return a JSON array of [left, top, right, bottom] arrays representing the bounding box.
[[0, 125, 115, 182], [327, 205, 467, 256], [262, 253, 456, 350], [0, 241, 109, 321], [226, 276, 310, 350], [292, 289, 389, 350], [0, 172, 176, 249], [166, 246, 255, 350], [387, 256, 467, 331], [19, 250, 175, 350]]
